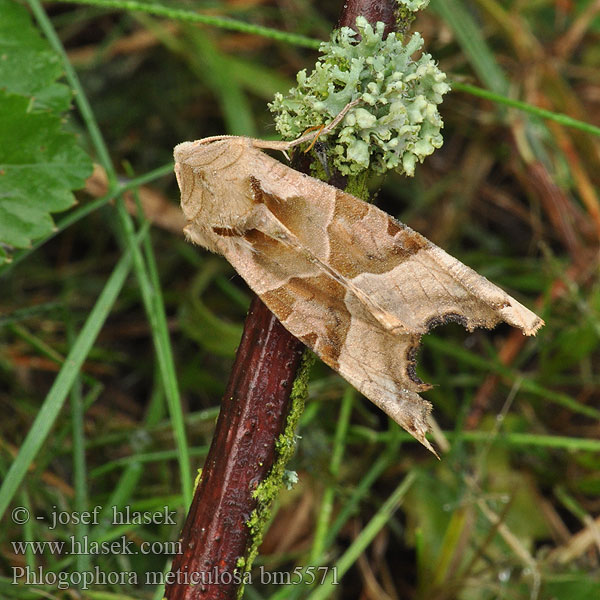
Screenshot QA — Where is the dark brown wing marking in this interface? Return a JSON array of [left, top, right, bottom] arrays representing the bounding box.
[[327, 189, 428, 278], [262, 275, 351, 370]]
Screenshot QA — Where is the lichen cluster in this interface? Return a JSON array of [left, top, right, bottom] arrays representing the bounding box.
[[269, 16, 450, 177], [398, 0, 430, 12]]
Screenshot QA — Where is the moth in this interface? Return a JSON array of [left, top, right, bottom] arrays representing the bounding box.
[[174, 117, 543, 454]]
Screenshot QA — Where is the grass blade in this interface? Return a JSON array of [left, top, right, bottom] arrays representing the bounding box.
[[0, 224, 148, 521]]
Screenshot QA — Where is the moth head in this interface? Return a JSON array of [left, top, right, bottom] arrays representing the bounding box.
[[174, 136, 239, 201], [174, 137, 249, 251], [174, 139, 220, 220], [174, 136, 234, 168], [173, 155, 195, 222]]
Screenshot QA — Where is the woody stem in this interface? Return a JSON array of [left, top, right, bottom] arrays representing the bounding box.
[[165, 298, 305, 600]]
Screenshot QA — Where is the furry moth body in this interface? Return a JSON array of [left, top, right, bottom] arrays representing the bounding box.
[[174, 135, 543, 453]]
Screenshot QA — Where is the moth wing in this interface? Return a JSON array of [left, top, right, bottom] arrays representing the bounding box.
[[247, 169, 543, 338], [201, 156, 543, 452], [240, 201, 411, 334], [217, 217, 438, 452]]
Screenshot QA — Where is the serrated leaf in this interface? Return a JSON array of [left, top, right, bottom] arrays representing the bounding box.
[[0, 0, 93, 263], [32, 82, 73, 112], [0, 92, 91, 247], [0, 0, 64, 99]]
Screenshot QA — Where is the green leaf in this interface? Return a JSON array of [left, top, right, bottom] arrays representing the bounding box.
[[0, 0, 92, 262], [0, 0, 64, 99], [0, 91, 91, 248], [32, 82, 73, 113]]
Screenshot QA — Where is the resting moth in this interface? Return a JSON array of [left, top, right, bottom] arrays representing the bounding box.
[[174, 124, 544, 454]]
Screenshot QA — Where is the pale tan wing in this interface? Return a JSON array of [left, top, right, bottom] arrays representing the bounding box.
[[238, 199, 411, 334], [179, 141, 543, 452], [330, 200, 544, 336], [244, 165, 544, 338], [216, 217, 437, 453], [235, 172, 543, 451]]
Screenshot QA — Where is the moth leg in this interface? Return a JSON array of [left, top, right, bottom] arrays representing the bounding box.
[[250, 99, 361, 156], [299, 124, 324, 153], [243, 202, 411, 335]]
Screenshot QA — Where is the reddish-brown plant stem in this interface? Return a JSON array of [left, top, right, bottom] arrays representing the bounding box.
[[338, 0, 398, 37], [166, 2, 398, 599], [165, 297, 305, 600]]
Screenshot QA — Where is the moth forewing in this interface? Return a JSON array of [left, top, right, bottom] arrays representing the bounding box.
[[174, 135, 544, 453]]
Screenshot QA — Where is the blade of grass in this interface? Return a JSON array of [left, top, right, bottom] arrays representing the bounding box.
[[8, 323, 100, 389], [0, 223, 148, 522], [349, 426, 600, 453], [276, 429, 403, 600], [307, 471, 416, 600], [48, 0, 322, 49], [424, 336, 600, 420], [430, 0, 508, 94], [18, 490, 35, 570], [310, 387, 355, 563], [0, 302, 62, 325], [66, 314, 91, 573], [224, 55, 294, 101], [28, 0, 193, 504], [89, 446, 208, 479], [452, 81, 600, 138], [182, 25, 256, 136], [324, 430, 403, 547]]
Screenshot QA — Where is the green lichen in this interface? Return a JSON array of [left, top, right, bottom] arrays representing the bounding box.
[[269, 16, 450, 177], [193, 468, 203, 493], [282, 469, 299, 490], [396, 0, 429, 30]]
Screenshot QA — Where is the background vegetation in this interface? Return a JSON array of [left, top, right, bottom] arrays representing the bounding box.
[[1, 0, 599, 598]]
